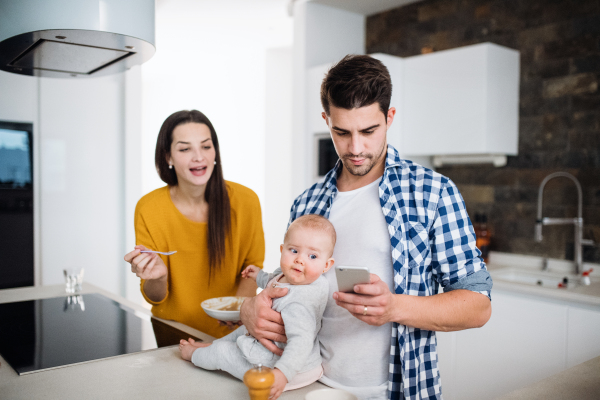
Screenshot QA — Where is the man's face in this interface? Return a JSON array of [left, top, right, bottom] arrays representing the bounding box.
[[322, 103, 395, 177]]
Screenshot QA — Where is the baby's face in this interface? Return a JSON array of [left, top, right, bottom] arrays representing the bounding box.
[[279, 226, 334, 285]]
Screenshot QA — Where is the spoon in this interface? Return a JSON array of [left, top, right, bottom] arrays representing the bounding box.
[[140, 250, 177, 256]]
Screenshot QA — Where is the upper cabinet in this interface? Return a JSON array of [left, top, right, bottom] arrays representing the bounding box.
[[399, 43, 520, 165], [309, 43, 520, 168]]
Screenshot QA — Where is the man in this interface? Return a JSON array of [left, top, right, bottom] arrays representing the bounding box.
[[241, 55, 492, 400]]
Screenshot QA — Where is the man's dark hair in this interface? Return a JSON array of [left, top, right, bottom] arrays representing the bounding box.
[[320, 54, 392, 118]]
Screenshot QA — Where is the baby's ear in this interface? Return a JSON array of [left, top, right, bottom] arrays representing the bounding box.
[[323, 258, 335, 273], [280, 244, 283, 253]]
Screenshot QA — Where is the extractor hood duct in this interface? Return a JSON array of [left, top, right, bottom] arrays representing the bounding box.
[[0, 0, 155, 78]]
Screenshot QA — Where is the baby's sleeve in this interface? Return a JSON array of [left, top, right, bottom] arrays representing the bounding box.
[[256, 268, 282, 289], [274, 302, 318, 383]]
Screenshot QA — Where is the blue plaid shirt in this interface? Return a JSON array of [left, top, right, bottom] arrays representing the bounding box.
[[289, 144, 492, 400]]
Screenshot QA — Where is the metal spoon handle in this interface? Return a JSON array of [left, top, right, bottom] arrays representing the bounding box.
[[140, 250, 177, 256]]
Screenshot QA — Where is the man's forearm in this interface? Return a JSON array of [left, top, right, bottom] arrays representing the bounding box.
[[143, 276, 168, 303], [392, 289, 491, 332]]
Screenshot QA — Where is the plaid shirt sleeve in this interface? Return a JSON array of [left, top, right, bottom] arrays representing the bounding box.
[[429, 178, 491, 300]]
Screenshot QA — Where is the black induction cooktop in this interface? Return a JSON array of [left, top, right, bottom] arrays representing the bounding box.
[[0, 293, 200, 375]]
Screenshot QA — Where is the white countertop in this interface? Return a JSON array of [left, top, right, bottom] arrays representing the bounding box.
[[0, 284, 326, 400], [496, 355, 600, 400]]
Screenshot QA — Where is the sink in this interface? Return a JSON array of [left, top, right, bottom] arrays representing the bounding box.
[[492, 268, 581, 290], [486, 253, 600, 304]]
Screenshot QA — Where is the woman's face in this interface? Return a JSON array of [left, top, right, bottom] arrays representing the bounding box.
[[168, 122, 216, 188]]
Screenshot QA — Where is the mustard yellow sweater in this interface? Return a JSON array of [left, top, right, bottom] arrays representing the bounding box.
[[135, 181, 264, 338]]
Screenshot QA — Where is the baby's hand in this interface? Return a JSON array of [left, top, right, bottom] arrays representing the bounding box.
[[269, 368, 288, 400], [241, 265, 259, 281]]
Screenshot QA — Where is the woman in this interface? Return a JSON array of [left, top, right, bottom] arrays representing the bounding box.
[[124, 110, 264, 338]]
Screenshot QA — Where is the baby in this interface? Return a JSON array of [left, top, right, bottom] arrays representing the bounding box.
[[179, 214, 335, 399]]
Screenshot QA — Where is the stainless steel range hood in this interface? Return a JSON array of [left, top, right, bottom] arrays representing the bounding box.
[[0, 0, 155, 78]]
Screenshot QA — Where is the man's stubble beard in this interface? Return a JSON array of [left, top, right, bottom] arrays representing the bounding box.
[[341, 141, 387, 177]]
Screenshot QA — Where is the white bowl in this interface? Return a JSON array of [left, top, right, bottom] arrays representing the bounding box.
[[305, 388, 358, 400], [201, 296, 245, 322]]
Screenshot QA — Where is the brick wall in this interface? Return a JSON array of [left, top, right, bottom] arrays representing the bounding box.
[[367, 0, 600, 263]]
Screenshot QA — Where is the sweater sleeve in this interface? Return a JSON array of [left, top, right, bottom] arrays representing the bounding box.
[[242, 191, 266, 271], [274, 302, 318, 383], [135, 203, 170, 305], [256, 268, 282, 289]]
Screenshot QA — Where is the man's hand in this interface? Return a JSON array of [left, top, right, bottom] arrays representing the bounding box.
[[333, 273, 397, 326], [269, 369, 288, 400], [239, 285, 289, 355], [334, 273, 492, 331]]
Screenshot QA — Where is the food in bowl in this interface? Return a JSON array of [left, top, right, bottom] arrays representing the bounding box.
[[201, 296, 245, 322]]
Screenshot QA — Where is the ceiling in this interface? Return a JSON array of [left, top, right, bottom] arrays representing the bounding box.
[[308, 0, 422, 16]]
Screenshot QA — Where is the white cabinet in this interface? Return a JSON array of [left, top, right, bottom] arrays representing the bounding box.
[[402, 43, 519, 158], [567, 306, 600, 368], [307, 43, 520, 170], [437, 291, 600, 400]]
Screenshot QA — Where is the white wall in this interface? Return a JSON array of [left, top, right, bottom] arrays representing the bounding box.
[[124, 66, 144, 304], [140, 0, 293, 201], [292, 1, 365, 196], [0, 70, 130, 295], [39, 75, 126, 294], [264, 47, 293, 272]]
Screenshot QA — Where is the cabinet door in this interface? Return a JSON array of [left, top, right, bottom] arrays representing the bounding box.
[[436, 331, 457, 397], [567, 306, 600, 368], [401, 43, 519, 157], [402, 46, 488, 156], [438, 291, 568, 400]]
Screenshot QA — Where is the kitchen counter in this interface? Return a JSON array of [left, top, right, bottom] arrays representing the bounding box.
[[496, 355, 600, 400], [0, 284, 326, 400], [487, 252, 600, 307]]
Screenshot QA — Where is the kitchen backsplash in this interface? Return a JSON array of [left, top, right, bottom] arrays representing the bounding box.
[[367, 0, 600, 263]]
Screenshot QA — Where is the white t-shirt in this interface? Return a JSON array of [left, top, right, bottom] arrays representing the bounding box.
[[318, 177, 394, 400]]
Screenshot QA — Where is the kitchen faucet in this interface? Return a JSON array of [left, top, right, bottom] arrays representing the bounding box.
[[535, 172, 595, 274]]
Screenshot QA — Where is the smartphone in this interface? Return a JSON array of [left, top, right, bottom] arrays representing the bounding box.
[[335, 266, 371, 293]]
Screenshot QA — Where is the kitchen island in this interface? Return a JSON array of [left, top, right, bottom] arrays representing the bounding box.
[[496, 355, 600, 400], [0, 283, 326, 400]]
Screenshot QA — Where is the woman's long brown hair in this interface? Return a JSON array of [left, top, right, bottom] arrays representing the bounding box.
[[155, 110, 231, 279]]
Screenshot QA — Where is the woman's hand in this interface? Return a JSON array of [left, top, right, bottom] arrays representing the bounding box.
[[124, 245, 168, 281], [333, 273, 398, 326], [124, 245, 168, 302], [218, 320, 243, 330], [239, 285, 289, 355]]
